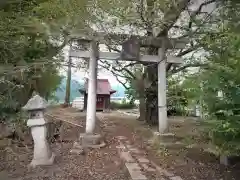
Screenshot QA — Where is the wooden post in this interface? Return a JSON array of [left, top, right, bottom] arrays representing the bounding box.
[[158, 45, 168, 133], [64, 57, 72, 105], [86, 41, 98, 134]]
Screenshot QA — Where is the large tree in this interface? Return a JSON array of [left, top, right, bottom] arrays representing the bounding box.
[[91, 0, 217, 126]]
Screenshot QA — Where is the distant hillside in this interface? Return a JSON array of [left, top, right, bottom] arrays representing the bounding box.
[[54, 78, 83, 103], [54, 78, 125, 102]]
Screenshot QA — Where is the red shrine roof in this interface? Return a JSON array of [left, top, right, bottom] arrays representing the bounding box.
[[80, 79, 116, 95]]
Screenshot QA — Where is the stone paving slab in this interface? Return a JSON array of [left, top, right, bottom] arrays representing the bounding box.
[[116, 135, 184, 180], [126, 145, 133, 148], [136, 157, 150, 163], [170, 176, 183, 180], [151, 161, 175, 177], [120, 151, 135, 163], [116, 142, 126, 149], [129, 148, 141, 154], [116, 136, 127, 140], [141, 164, 156, 172], [125, 163, 147, 180]]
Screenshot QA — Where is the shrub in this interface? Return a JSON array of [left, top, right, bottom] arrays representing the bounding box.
[[110, 101, 135, 110]]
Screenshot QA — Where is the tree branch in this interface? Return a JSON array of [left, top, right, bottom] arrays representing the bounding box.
[[98, 61, 130, 89], [190, 0, 216, 17], [157, 0, 190, 36], [186, 0, 217, 37], [169, 63, 208, 75], [99, 59, 137, 73], [115, 60, 136, 79], [166, 45, 199, 72], [176, 45, 199, 57], [137, 0, 151, 30], [48, 31, 70, 58], [115, 74, 129, 90], [105, 43, 121, 53]]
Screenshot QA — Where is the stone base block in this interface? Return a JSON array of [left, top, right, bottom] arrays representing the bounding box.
[[70, 141, 84, 155], [70, 148, 84, 154], [29, 152, 55, 167], [71, 134, 106, 155], [220, 155, 230, 166], [103, 109, 110, 113], [153, 132, 175, 137], [79, 133, 105, 148], [219, 155, 240, 166]]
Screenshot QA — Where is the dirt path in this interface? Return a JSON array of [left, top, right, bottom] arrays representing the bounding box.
[[101, 111, 240, 180], [1, 107, 240, 180]]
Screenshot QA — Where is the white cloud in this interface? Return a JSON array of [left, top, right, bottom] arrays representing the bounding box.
[[68, 68, 121, 86], [60, 45, 125, 86]]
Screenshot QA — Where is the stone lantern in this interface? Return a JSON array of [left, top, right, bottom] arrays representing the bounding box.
[[22, 94, 55, 167]]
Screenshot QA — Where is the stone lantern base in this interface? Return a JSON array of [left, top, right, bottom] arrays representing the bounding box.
[[70, 133, 105, 154], [30, 151, 55, 167], [23, 94, 55, 168], [27, 119, 55, 167]]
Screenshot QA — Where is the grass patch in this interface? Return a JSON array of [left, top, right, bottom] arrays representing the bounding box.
[[150, 135, 171, 157], [111, 113, 220, 165], [181, 135, 197, 146], [110, 102, 136, 110]]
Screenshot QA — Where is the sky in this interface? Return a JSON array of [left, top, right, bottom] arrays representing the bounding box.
[[61, 46, 122, 86], [70, 68, 121, 86], [60, 0, 216, 86]]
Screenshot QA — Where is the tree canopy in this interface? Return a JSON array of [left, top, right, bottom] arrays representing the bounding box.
[[0, 0, 90, 119]]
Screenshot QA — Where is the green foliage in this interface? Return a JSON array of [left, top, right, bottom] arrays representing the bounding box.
[[125, 85, 138, 103], [0, 0, 89, 121], [110, 101, 135, 110], [167, 77, 188, 116], [124, 67, 144, 102], [189, 3, 240, 155], [203, 38, 240, 154]]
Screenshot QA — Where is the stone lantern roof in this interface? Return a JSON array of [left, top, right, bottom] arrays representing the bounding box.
[[22, 94, 48, 111]]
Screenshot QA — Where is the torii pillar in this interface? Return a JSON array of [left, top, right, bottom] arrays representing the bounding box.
[[86, 41, 98, 133], [71, 41, 105, 155], [158, 42, 168, 133]]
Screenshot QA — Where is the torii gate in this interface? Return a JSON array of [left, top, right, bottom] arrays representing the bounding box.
[[69, 33, 187, 134]]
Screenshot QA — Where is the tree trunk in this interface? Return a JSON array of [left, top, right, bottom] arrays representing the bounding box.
[[138, 96, 146, 121], [145, 87, 158, 125], [64, 57, 72, 106], [144, 48, 159, 125], [143, 0, 159, 125], [134, 76, 146, 121]]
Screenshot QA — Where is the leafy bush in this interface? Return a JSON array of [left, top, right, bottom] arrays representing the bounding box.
[[167, 78, 188, 116], [167, 105, 186, 116], [177, 3, 240, 155], [199, 11, 240, 155]]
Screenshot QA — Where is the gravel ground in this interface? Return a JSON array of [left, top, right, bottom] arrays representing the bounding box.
[[1, 107, 240, 180], [1, 142, 128, 180], [0, 108, 129, 180]]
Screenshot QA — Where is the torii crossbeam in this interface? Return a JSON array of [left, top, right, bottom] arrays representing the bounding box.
[[69, 34, 188, 134]]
